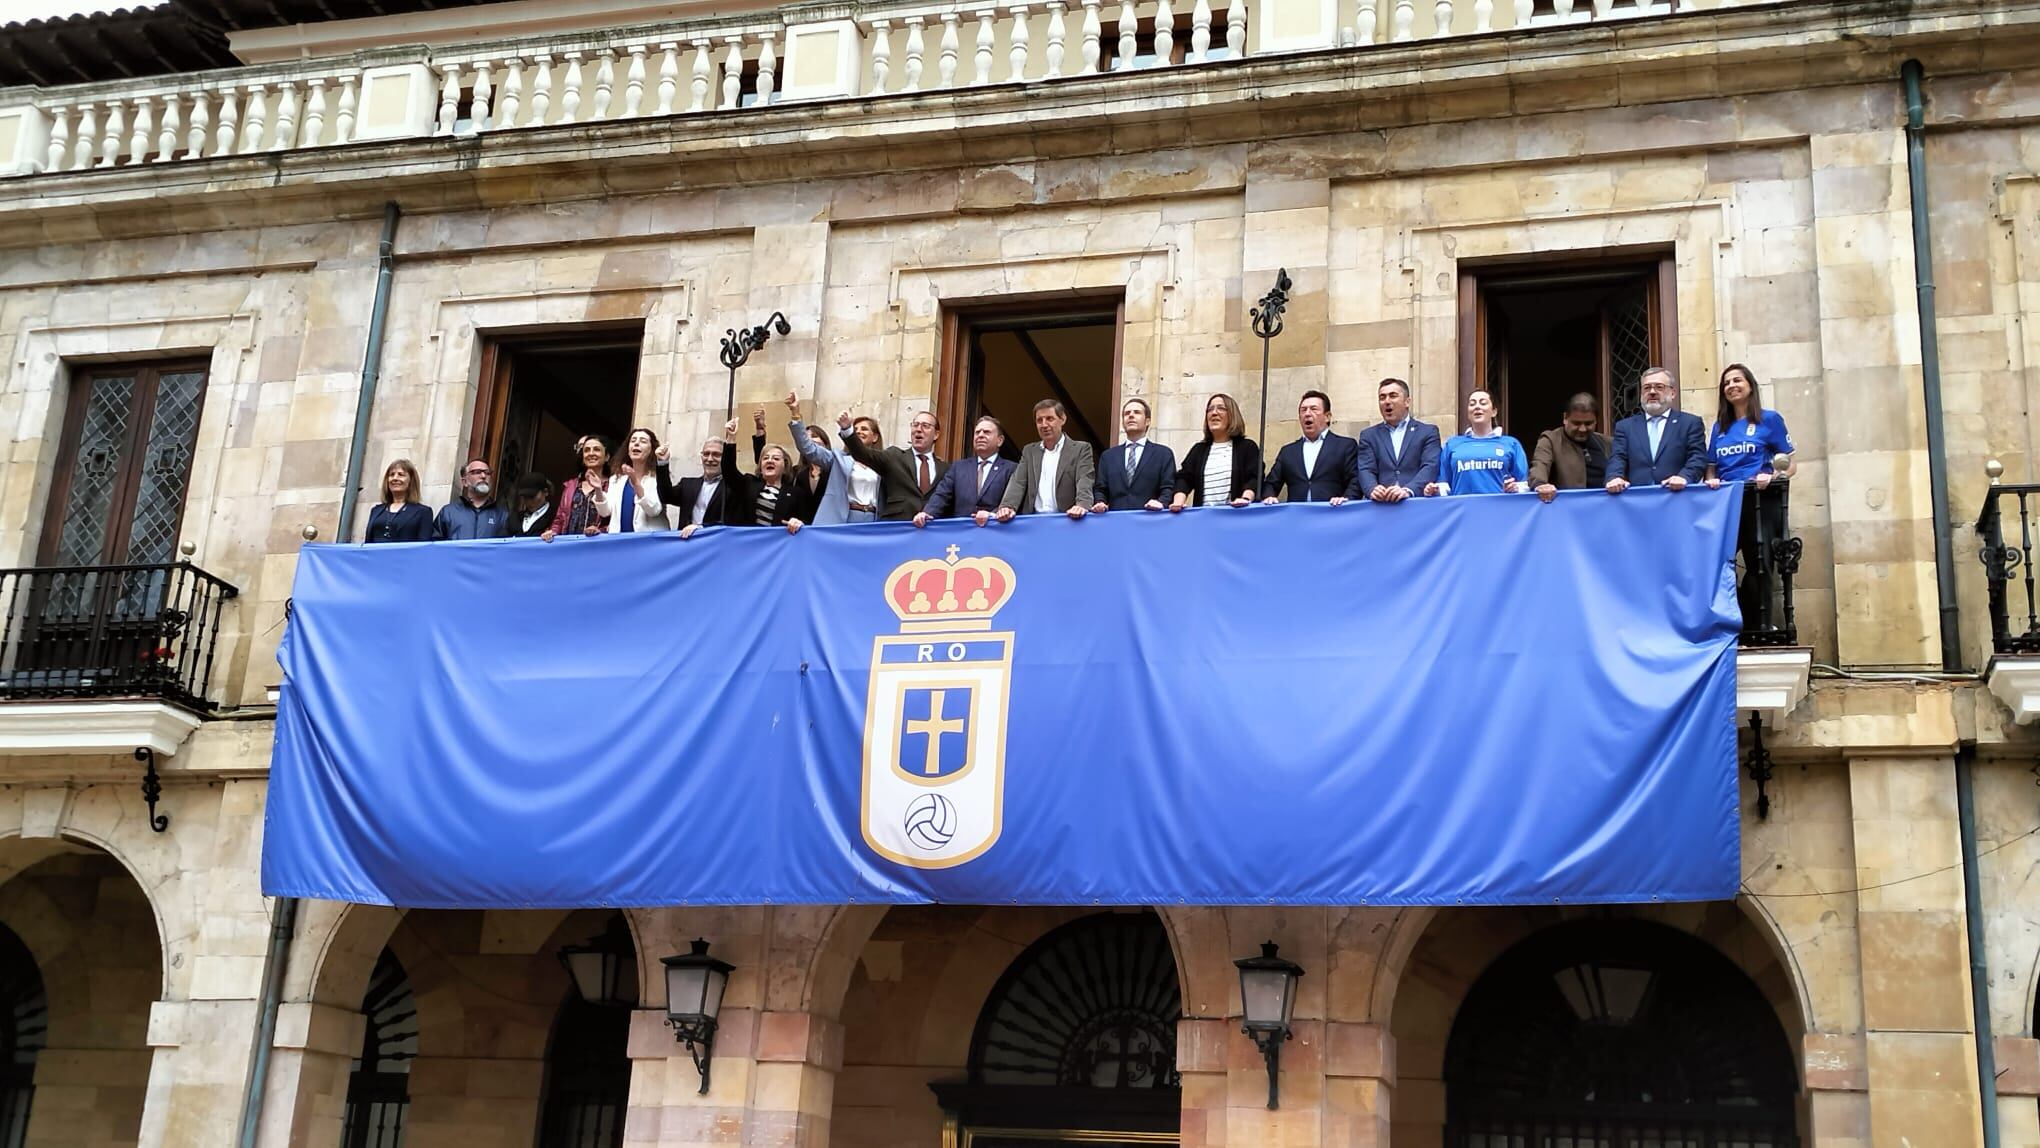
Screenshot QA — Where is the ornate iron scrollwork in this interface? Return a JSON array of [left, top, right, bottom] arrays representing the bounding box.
[[134, 746, 168, 833], [1743, 713, 1774, 821]]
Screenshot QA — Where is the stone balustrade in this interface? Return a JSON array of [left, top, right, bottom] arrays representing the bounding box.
[[0, 0, 1782, 177]]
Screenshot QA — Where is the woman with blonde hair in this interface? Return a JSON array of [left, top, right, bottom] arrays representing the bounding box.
[[363, 459, 433, 543], [1169, 393, 1263, 510]]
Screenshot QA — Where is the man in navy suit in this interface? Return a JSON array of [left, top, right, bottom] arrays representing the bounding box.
[[1092, 397, 1177, 512], [914, 416, 1017, 527], [1356, 378, 1442, 503], [1606, 367, 1719, 494], [1261, 390, 1360, 504]]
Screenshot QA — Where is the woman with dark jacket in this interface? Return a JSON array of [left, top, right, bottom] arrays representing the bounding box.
[[1169, 393, 1263, 510], [683, 413, 802, 537], [364, 459, 434, 542]]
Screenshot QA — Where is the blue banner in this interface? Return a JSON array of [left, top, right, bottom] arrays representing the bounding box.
[[262, 488, 1743, 908]]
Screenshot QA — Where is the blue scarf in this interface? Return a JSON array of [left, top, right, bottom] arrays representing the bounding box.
[[619, 477, 636, 533]]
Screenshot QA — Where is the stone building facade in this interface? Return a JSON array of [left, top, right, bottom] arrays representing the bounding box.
[[0, 0, 2035, 1145]]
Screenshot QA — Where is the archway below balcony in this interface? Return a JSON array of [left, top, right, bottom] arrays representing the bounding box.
[[0, 840, 162, 1148], [1389, 905, 1806, 1148], [829, 907, 1185, 1148]]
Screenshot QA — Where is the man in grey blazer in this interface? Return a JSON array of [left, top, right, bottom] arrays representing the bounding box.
[[996, 399, 1097, 522]]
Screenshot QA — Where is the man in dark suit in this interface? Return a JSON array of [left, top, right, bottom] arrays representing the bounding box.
[[840, 409, 947, 521], [1091, 397, 1177, 512], [1261, 390, 1360, 504], [1356, 378, 1442, 503], [1606, 368, 1718, 494], [656, 436, 732, 533], [998, 400, 1096, 521], [915, 417, 1017, 527]]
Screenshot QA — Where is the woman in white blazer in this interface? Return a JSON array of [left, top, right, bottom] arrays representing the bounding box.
[[606, 427, 669, 533]]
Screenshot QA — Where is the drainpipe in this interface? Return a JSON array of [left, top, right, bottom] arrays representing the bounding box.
[[236, 203, 400, 1146], [1901, 61, 1962, 674], [1907, 62, 1999, 1148], [1956, 747, 2002, 1148], [235, 897, 300, 1148], [335, 202, 403, 543]]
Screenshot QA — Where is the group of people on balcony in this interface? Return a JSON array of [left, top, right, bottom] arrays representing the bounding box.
[[362, 364, 1795, 592]]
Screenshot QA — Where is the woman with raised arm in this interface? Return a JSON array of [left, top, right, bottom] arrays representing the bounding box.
[[685, 412, 802, 537], [542, 435, 613, 541], [364, 459, 434, 542], [606, 427, 669, 533], [1169, 393, 1263, 511]]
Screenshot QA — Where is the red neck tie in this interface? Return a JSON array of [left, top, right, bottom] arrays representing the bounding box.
[[918, 454, 931, 495]]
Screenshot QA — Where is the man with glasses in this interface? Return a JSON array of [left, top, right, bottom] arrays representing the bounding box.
[[841, 409, 947, 522], [434, 459, 510, 540], [1605, 367, 1717, 494]]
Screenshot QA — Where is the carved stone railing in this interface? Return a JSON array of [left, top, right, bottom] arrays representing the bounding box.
[[0, 0, 1789, 178]]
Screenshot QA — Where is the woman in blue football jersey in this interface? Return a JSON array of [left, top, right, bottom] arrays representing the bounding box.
[[1426, 390, 1529, 496], [1709, 363, 1797, 632]]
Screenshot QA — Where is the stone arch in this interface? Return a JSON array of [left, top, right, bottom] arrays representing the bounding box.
[[1385, 903, 1810, 1148], [0, 836, 164, 1148]]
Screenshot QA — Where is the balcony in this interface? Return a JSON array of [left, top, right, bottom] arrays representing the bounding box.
[[1979, 479, 2040, 724], [0, 562, 240, 757], [0, 0, 1784, 179]]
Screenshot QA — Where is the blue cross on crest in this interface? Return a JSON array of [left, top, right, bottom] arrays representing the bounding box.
[[899, 687, 973, 779]]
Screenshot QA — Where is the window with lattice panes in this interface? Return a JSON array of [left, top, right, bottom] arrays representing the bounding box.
[[39, 360, 207, 569]]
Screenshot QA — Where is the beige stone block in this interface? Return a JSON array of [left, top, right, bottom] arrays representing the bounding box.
[[1858, 911, 1972, 1032], [1865, 1030, 1983, 1148]]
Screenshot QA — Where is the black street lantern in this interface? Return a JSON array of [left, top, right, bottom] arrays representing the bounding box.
[[558, 916, 637, 1008], [663, 938, 735, 1094], [1250, 268, 1293, 453], [720, 311, 792, 421], [1234, 940, 1304, 1109]]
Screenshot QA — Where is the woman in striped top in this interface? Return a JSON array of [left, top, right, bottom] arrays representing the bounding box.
[[714, 414, 803, 533], [1169, 392, 1263, 511]]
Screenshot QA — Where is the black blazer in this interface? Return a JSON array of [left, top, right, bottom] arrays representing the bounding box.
[[1094, 440, 1177, 509], [842, 434, 947, 522], [656, 433, 762, 527], [1262, 432, 1361, 503], [1175, 438, 1263, 506], [510, 503, 553, 538], [719, 436, 799, 527], [363, 501, 433, 543]]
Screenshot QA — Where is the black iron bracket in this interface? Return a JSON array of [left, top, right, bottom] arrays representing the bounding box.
[[1744, 712, 1774, 821], [1245, 1025, 1290, 1109], [134, 746, 168, 833], [669, 1016, 719, 1094]]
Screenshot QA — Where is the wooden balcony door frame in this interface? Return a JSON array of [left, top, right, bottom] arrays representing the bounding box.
[[38, 358, 211, 568], [935, 291, 1127, 463]]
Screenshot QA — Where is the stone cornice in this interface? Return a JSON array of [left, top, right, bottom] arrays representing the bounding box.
[[0, 0, 2032, 247]]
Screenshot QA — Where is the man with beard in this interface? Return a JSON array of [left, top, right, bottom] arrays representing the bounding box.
[[433, 459, 509, 539], [1530, 392, 1613, 502], [1606, 367, 1716, 494]]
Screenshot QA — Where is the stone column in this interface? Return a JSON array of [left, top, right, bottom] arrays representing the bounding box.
[[626, 1007, 840, 1147], [1848, 754, 1984, 1147], [1802, 1031, 1871, 1148], [1807, 122, 1941, 666]]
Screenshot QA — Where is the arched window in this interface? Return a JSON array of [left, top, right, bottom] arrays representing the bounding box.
[[1444, 919, 1799, 1148], [342, 949, 418, 1148], [0, 923, 45, 1148], [936, 911, 1182, 1141]]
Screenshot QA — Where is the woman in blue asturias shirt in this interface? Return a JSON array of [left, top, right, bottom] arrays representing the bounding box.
[[1425, 389, 1529, 496], [1709, 362, 1797, 630]]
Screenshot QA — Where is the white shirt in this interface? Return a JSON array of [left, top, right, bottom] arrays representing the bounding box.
[[1386, 418, 1409, 460], [911, 450, 937, 492], [1124, 434, 1149, 476], [849, 458, 881, 509], [692, 476, 720, 526], [1035, 437, 1065, 514], [1647, 413, 1668, 457], [520, 503, 551, 533], [1301, 430, 1326, 477], [1204, 441, 1234, 504]]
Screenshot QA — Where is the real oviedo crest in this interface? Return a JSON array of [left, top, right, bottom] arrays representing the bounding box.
[[862, 545, 1017, 869]]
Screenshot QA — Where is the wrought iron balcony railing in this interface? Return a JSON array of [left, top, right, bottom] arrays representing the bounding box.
[[0, 562, 239, 713], [1977, 481, 2040, 657], [1737, 480, 1800, 648]]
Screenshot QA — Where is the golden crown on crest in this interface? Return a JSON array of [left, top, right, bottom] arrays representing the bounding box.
[[885, 546, 1018, 632]]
